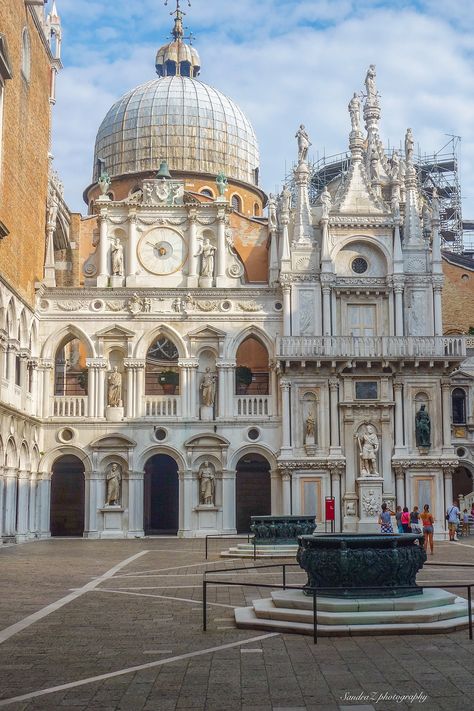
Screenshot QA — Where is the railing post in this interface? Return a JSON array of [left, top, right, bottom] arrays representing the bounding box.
[[205, 535, 208, 560], [203, 578, 207, 632], [469, 585, 472, 641], [313, 589, 318, 645], [283, 564, 286, 590]]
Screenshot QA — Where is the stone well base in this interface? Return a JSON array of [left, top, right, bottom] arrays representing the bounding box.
[[235, 588, 472, 636], [221, 543, 298, 558]]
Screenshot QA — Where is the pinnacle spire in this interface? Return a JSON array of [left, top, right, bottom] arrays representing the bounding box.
[[165, 0, 191, 41]]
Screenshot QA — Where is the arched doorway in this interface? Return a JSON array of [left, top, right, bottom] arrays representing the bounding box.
[[50, 455, 85, 536], [453, 466, 473, 501], [144, 454, 179, 534], [235, 454, 271, 533]]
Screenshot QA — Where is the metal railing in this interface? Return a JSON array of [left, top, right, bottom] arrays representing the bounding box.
[[202, 561, 474, 644], [204, 533, 254, 560]]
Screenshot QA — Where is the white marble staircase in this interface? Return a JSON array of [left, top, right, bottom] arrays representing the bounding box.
[[235, 588, 472, 636], [220, 543, 298, 558]]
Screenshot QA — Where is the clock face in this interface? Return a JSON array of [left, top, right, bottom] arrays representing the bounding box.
[[138, 228, 187, 275]]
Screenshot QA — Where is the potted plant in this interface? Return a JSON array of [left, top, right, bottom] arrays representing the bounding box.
[[159, 369, 179, 395], [235, 365, 253, 394]]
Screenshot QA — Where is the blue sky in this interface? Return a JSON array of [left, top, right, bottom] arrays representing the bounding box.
[[50, 0, 474, 220]]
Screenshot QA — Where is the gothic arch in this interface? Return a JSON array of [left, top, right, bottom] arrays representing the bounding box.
[[227, 326, 274, 361], [29, 320, 39, 358], [18, 309, 29, 349], [5, 299, 17, 338], [39, 446, 92, 479], [19, 442, 30, 470], [5, 437, 18, 468], [135, 324, 188, 360], [41, 324, 95, 360]]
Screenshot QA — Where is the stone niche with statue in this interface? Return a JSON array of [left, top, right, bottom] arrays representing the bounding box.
[[185, 433, 229, 536], [355, 422, 384, 533]]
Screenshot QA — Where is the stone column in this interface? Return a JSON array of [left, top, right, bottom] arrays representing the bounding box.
[[217, 362, 226, 419], [135, 362, 145, 418], [97, 212, 109, 286], [441, 380, 452, 451], [28, 472, 37, 537], [395, 466, 405, 508], [19, 352, 29, 408], [128, 472, 144, 537], [330, 466, 342, 532], [188, 362, 199, 419], [394, 283, 404, 336], [16, 470, 30, 541], [280, 380, 291, 451], [179, 470, 193, 536], [28, 359, 38, 413], [40, 360, 54, 419], [282, 284, 291, 336], [96, 361, 107, 418], [270, 469, 281, 515], [127, 212, 138, 280], [0, 468, 4, 540], [39, 474, 51, 538], [84, 473, 100, 539], [124, 361, 134, 418], [222, 469, 235, 533], [329, 378, 340, 453], [178, 362, 189, 417], [282, 471, 291, 515], [443, 467, 453, 532], [187, 210, 198, 286], [216, 212, 226, 285], [393, 380, 404, 453], [433, 285, 443, 337], [3, 468, 17, 537], [7, 343, 16, 384], [322, 286, 332, 336]]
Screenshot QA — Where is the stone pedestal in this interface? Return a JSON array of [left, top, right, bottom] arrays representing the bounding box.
[[110, 275, 125, 287], [357, 476, 384, 533], [194, 504, 220, 534], [99, 506, 125, 538], [106, 406, 124, 422], [198, 276, 213, 288], [200, 404, 214, 421]]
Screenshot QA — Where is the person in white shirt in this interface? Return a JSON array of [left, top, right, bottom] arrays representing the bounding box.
[[446, 500, 460, 541]]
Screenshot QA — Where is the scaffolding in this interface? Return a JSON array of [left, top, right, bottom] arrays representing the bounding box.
[[288, 135, 465, 253]]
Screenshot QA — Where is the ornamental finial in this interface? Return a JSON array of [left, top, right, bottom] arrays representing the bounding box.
[[164, 0, 191, 40]]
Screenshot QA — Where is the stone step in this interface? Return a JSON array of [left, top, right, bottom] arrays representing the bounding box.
[[270, 588, 459, 612], [220, 544, 298, 558], [234, 603, 472, 637], [252, 596, 469, 626]]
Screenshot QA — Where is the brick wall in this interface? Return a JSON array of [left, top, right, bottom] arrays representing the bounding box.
[[442, 258, 474, 334]]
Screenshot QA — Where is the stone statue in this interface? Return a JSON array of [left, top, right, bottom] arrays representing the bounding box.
[[415, 404, 431, 447], [295, 124, 311, 163], [268, 193, 278, 231], [370, 146, 379, 181], [362, 489, 379, 517], [198, 461, 215, 505], [200, 367, 216, 407], [320, 185, 332, 219], [364, 64, 378, 105], [305, 413, 315, 443], [357, 425, 379, 477], [47, 195, 59, 230], [281, 184, 292, 213], [405, 128, 414, 163], [107, 366, 122, 407], [348, 92, 361, 132], [195, 238, 216, 278], [98, 171, 111, 196], [431, 187, 440, 222], [106, 462, 121, 506], [391, 151, 400, 181], [216, 172, 228, 197], [111, 238, 124, 276], [143, 297, 151, 313], [391, 194, 401, 222]]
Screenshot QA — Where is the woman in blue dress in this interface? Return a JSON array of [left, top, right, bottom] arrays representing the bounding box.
[[378, 502, 394, 534]]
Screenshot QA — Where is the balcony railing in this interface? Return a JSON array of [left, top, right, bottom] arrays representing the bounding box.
[[52, 396, 87, 417], [144, 395, 181, 418], [276, 336, 466, 360], [234, 395, 272, 417]]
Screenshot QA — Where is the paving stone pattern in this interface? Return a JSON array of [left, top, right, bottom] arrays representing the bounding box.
[[0, 538, 473, 710]]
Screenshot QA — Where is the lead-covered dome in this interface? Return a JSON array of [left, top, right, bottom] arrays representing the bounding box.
[[93, 75, 260, 187]]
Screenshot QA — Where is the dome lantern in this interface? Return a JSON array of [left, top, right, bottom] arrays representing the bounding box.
[[156, 0, 200, 78]]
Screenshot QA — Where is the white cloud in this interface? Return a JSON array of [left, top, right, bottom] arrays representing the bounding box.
[[52, 1, 474, 220]]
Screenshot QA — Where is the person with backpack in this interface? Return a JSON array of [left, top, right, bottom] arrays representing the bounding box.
[[401, 506, 411, 533], [410, 506, 422, 535], [446, 500, 460, 541]]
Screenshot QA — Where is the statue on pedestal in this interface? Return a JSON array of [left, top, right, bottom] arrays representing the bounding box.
[[216, 172, 228, 197], [405, 128, 414, 163], [268, 193, 278, 231], [200, 367, 216, 407], [111, 239, 124, 276], [295, 124, 311, 163], [348, 92, 361, 132], [280, 184, 292, 213], [107, 366, 122, 407], [364, 64, 378, 106], [199, 461, 215, 505], [320, 186, 332, 219], [305, 412, 316, 443], [415, 405, 431, 447], [106, 462, 122, 506], [356, 425, 379, 477], [195, 238, 216, 278]]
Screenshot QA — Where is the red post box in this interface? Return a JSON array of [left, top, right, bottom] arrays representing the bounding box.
[[325, 497, 335, 522]]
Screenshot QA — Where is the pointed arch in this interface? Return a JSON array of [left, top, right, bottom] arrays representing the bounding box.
[[227, 325, 274, 360], [41, 324, 95, 360], [29, 320, 39, 357], [19, 441, 30, 470], [31, 445, 40, 472], [5, 437, 17, 468], [5, 298, 16, 338], [18, 308, 29, 349], [135, 324, 188, 360]]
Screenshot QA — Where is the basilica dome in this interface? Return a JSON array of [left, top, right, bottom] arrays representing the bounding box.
[[92, 14, 260, 189]]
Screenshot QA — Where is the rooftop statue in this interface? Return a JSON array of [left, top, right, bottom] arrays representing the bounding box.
[[364, 64, 378, 106], [295, 124, 311, 164], [98, 171, 111, 196], [281, 184, 292, 213], [405, 128, 414, 164], [348, 92, 361, 132], [320, 185, 332, 219], [267, 193, 278, 231], [431, 187, 440, 222], [391, 151, 400, 181], [216, 171, 228, 197]]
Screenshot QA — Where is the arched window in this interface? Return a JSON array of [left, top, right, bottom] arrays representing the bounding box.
[[54, 336, 88, 396], [231, 194, 242, 213], [235, 336, 269, 395], [21, 28, 31, 82], [145, 336, 180, 395], [452, 388, 467, 424], [200, 188, 213, 199], [253, 203, 260, 216]]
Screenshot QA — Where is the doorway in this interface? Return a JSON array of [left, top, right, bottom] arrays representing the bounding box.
[[50, 455, 85, 536], [144, 454, 179, 534], [235, 453, 271, 533]]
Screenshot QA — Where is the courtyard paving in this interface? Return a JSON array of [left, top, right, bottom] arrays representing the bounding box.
[[0, 537, 474, 710]]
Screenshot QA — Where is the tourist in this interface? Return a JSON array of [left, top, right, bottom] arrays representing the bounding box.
[[410, 506, 422, 534], [401, 506, 411, 533], [395, 505, 403, 533], [446, 500, 460, 541], [471, 503, 474, 518], [462, 509, 470, 537], [420, 504, 435, 554], [378, 502, 394, 534]]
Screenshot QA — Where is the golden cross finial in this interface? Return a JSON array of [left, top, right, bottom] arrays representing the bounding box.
[[164, 0, 191, 40]]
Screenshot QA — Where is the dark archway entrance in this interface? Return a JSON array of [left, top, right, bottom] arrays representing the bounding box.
[[50, 455, 85, 536], [236, 453, 271, 533], [144, 454, 179, 534], [453, 466, 473, 501]]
